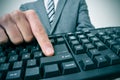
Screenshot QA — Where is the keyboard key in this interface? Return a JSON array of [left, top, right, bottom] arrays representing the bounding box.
[[70, 40, 79, 48], [90, 37, 100, 44], [0, 52, 4, 57], [116, 38, 120, 42], [70, 40, 79, 45], [73, 45, 84, 54], [13, 61, 23, 70], [78, 34, 86, 39], [9, 55, 18, 62], [61, 61, 79, 74], [80, 57, 96, 70], [67, 33, 74, 36], [88, 49, 101, 59], [112, 45, 120, 54], [101, 35, 111, 43], [105, 30, 114, 35], [56, 37, 64, 44], [40, 53, 73, 67], [96, 32, 105, 38], [106, 40, 117, 48], [84, 43, 95, 51], [44, 64, 60, 78], [8, 50, 17, 57], [33, 51, 43, 59], [0, 57, 6, 64], [25, 67, 40, 80], [115, 30, 120, 35], [0, 63, 10, 72], [81, 39, 90, 45], [68, 35, 76, 40], [75, 31, 83, 35], [31, 46, 40, 53], [82, 28, 90, 34], [20, 48, 28, 55], [94, 55, 108, 68], [26, 45, 32, 51], [111, 34, 119, 40], [16, 46, 23, 53], [6, 70, 22, 80], [6, 48, 13, 54], [22, 53, 31, 60], [86, 33, 95, 38], [95, 42, 107, 50], [105, 53, 120, 65], [54, 44, 69, 55], [27, 59, 37, 67]]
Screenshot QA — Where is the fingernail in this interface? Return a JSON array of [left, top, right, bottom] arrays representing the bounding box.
[[45, 46, 54, 56]]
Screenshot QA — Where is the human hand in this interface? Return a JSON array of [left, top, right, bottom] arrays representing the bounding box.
[[0, 10, 54, 56]]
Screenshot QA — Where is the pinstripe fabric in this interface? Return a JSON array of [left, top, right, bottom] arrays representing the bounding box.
[[47, 0, 55, 25]]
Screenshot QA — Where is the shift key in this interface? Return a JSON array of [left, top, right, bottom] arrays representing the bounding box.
[[40, 53, 73, 67]]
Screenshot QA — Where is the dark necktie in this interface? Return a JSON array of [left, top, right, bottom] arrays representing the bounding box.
[[47, 0, 55, 25]]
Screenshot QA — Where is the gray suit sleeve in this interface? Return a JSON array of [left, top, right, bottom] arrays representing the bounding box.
[[76, 0, 94, 30]]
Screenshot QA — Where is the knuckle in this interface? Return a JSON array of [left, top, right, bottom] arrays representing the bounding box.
[[12, 10, 23, 20], [24, 35, 34, 42], [12, 10, 22, 16], [0, 14, 15, 29], [1, 14, 11, 23], [12, 37, 24, 45], [1, 16, 15, 30]]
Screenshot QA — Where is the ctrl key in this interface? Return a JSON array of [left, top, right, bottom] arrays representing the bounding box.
[[6, 70, 22, 80]]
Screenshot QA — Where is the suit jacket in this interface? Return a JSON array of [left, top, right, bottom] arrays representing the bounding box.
[[20, 0, 94, 35]]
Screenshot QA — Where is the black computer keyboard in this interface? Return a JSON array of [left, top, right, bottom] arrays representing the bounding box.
[[0, 27, 120, 80]]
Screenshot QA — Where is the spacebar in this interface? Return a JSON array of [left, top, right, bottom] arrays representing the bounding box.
[[40, 52, 73, 67]]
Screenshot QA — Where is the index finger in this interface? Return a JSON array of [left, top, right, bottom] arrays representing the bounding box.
[[24, 10, 54, 56]]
